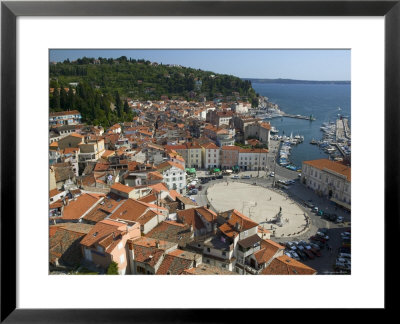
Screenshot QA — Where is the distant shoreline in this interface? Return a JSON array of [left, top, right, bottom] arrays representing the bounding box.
[[244, 78, 350, 85]]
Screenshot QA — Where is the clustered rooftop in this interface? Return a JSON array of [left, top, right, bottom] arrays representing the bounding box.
[[49, 100, 316, 275]]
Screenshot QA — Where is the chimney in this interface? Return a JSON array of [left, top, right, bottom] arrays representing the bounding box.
[[235, 222, 241, 231], [213, 223, 218, 234]]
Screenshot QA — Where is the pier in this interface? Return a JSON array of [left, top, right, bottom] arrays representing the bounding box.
[[282, 113, 316, 121]]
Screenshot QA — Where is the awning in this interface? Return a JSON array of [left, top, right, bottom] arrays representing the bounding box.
[[330, 198, 351, 211], [213, 168, 220, 173], [238, 234, 262, 249]]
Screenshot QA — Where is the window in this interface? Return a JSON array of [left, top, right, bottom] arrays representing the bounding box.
[[118, 242, 123, 250], [221, 264, 226, 269], [222, 251, 226, 256], [207, 248, 211, 252], [120, 254, 125, 263]]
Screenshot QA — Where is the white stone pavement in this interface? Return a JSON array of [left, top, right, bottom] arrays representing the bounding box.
[[207, 182, 309, 238]]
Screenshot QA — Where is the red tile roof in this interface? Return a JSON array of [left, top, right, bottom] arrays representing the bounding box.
[[61, 194, 102, 221], [303, 159, 351, 182], [261, 255, 317, 275], [111, 182, 134, 194]]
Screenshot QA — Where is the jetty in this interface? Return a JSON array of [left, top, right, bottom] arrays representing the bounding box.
[[282, 113, 316, 121]]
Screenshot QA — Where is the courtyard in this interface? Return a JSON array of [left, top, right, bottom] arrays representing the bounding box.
[[206, 181, 310, 238]]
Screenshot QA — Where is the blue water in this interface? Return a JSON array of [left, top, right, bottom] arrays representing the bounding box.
[[252, 83, 351, 167]]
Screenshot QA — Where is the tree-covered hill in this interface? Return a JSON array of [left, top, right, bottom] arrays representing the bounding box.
[[49, 56, 258, 127]]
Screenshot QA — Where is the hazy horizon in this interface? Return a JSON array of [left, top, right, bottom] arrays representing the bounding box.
[[50, 49, 351, 81]]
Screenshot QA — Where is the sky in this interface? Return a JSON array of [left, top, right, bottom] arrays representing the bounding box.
[[49, 49, 350, 81]]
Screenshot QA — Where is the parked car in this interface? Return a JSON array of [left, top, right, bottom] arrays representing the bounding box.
[[341, 232, 351, 238], [290, 246, 298, 251], [197, 185, 203, 191], [286, 180, 296, 185], [337, 257, 351, 265], [304, 250, 315, 259], [289, 251, 300, 261], [309, 242, 321, 250], [310, 248, 322, 257], [312, 206, 319, 213], [297, 250, 308, 260], [269, 172, 275, 177], [338, 253, 351, 259], [188, 189, 198, 195], [297, 245, 305, 252], [231, 175, 239, 179], [336, 216, 344, 223], [319, 228, 329, 235], [339, 247, 351, 254], [310, 235, 326, 243], [316, 232, 329, 240], [241, 175, 251, 179], [304, 201, 315, 209], [216, 175, 223, 179]]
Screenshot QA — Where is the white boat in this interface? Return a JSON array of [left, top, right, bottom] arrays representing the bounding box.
[[270, 126, 279, 134]]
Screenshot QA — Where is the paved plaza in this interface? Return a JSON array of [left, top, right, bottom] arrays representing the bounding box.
[[206, 181, 310, 238]]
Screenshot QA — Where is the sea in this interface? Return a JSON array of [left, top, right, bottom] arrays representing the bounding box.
[[252, 82, 351, 167]]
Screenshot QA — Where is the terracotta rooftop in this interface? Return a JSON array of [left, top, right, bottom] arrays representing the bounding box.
[[261, 255, 317, 275], [303, 159, 351, 182], [61, 194, 103, 221], [111, 182, 135, 194]]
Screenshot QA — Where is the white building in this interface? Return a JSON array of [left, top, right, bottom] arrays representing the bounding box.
[[201, 143, 221, 169], [238, 148, 269, 171], [231, 102, 250, 114], [156, 161, 186, 194], [301, 159, 351, 209]]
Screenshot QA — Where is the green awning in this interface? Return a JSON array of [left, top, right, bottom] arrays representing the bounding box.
[[213, 168, 220, 173]]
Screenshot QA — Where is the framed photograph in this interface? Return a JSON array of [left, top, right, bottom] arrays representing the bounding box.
[[1, 0, 397, 321]]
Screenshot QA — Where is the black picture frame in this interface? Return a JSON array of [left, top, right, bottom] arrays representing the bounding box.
[[1, 0, 397, 322]]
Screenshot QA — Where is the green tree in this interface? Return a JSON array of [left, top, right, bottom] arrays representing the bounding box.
[[106, 261, 119, 275], [50, 89, 60, 109], [60, 87, 67, 110], [115, 91, 122, 117], [123, 99, 130, 114]]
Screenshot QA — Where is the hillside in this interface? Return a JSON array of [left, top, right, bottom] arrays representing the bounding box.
[[49, 56, 258, 127]]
